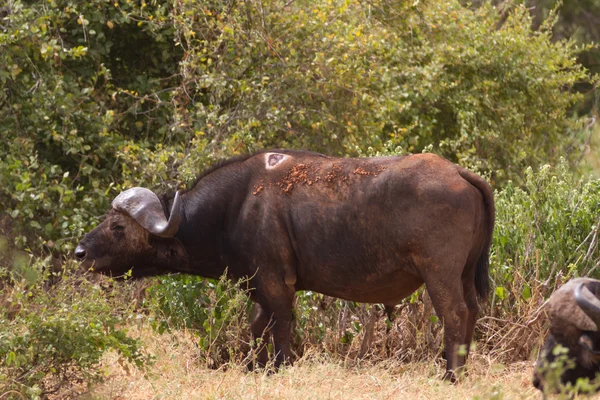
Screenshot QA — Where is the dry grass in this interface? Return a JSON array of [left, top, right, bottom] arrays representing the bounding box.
[[81, 325, 540, 400]]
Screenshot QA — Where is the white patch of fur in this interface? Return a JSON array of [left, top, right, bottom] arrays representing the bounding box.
[[264, 153, 289, 169]]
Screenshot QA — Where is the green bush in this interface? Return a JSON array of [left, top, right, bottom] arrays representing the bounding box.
[[491, 159, 600, 310], [145, 274, 252, 367], [0, 0, 183, 252], [472, 160, 600, 362], [523, 0, 600, 114], [170, 0, 595, 183], [1, 0, 596, 254], [0, 257, 150, 398]]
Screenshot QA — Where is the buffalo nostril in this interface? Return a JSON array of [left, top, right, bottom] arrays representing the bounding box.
[[75, 245, 86, 260]]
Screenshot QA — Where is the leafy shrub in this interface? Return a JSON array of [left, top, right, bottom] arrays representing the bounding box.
[[172, 0, 595, 184], [1, 0, 596, 255], [478, 160, 600, 361], [0, 0, 183, 252], [491, 159, 600, 309], [145, 274, 252, 368], [522, 0, 600, 114], [0, 256, 150, 398]]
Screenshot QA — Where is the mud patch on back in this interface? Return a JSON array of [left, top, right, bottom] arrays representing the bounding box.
[[277, 163, 352, 194], [253, 179, 265, 196], [265, 153, 289, 169], [353, 165, 387, 177], [278, 163, 315, 194]]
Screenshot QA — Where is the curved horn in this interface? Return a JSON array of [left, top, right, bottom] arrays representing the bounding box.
[[575, 282, 600, 330], [161, 190, 183, 237], [112, 187, 183, 238]]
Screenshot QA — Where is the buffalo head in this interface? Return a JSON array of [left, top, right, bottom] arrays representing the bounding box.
[[75, 187, 188, 278], [533, 278, 600, 393]]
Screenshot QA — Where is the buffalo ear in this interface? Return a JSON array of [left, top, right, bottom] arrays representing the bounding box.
[[578, 334, 600, 368], [579, 334, 594, 350], [153, 237, 189, 269]]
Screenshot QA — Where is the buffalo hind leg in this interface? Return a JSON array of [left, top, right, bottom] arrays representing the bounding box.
[[250, 303, 272, 369], [425, 276, 469, 382], [462, 274, 479, 363]]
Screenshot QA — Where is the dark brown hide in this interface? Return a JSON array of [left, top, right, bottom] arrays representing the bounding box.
[[76, 150, 494, 380]]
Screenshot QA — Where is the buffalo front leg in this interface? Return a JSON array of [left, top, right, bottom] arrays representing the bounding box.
[[258, 286, 295, 368], [250, 303, 272, 369], [252, 292, 295, 369], [425, 276, 469, 382], [272, 312, 293, 368]]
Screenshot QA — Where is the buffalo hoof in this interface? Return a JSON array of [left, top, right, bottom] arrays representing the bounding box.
[[247, 358, 267, 372], [442, 370, 458, 384], [248, 363, 276, 375]]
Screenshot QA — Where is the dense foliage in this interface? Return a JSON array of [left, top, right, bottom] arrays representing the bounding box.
[[0, 257, 150, 398], [146, 274, 252, 367], [0, 0, 596, 253], [527, 0, 600, 112], [493, 161, 600, 301]]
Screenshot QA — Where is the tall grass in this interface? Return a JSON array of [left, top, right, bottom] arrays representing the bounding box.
[[88, 324, 540, 400]]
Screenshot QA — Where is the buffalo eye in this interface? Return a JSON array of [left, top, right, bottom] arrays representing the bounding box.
[[110, 224, 125, 232]]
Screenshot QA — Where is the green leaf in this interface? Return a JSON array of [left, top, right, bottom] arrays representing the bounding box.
[[521, 285, 531, 301], [495, 286, 506, 301]]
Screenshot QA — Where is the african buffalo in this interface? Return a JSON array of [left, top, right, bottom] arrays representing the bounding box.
[[533, 278, 600, 392], [75, 150, 494, 380]]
